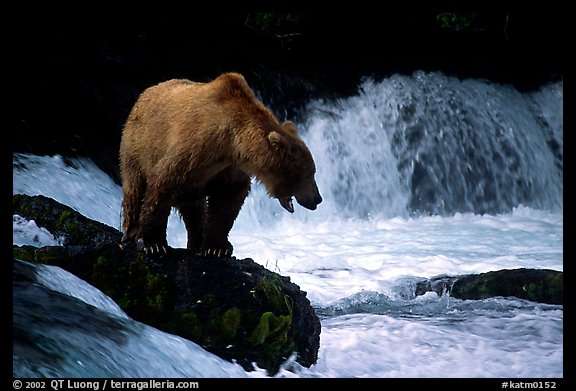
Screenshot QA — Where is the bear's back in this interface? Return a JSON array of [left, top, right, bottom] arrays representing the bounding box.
[[137, 74, 256, 109], [143, 79, 202, 99], [146, 73, 252, 96], [125, 73, 274, 146]]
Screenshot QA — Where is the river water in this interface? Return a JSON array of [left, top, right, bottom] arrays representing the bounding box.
[[13, 71, 563, 378]]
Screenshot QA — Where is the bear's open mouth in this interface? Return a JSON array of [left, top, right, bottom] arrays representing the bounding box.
[[279, 197, 294, 213]]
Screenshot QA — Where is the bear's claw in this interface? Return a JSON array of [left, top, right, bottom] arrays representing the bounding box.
[[142, 243, 168, 255], [201, 248, 232, 258], [136, 238, 169, 255]]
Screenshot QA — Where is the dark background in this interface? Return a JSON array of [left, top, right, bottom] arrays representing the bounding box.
[[12, 7, 565, 183]]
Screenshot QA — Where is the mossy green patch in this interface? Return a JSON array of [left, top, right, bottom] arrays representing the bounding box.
[[54, 210, 83, 243], [118, 260, 173, 324], [451, 269, 563, 304], [545, 273, 563, 302], [250, 311, 291, 345], [91, 252, 176, 325], [57, 210, 72, 224], [35, 247, 68, 265], [166, 311, 203, 341], [524, 272, 563, 304], [13, 246, 36, 262], [221, 308, 242, 339], [247, 311, 294, 372]]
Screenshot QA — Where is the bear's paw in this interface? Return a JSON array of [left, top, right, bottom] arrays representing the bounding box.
[[200, 248, 233, 258], [137, 238, 169, 255]]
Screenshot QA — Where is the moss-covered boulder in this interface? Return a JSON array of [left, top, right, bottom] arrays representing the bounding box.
[[451, 268, 563, 304], [415, 268, 563, 305], [13, 194, 122, 247], [12, 194, 320, 374]]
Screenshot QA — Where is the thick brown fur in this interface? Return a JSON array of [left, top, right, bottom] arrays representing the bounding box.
[[119, 73, 322, 255]]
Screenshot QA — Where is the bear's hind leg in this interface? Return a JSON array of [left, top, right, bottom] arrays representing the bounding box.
[[202, 168, 251, 257], [175, 195, 205, 253], [137, 187, 172, 254], [120, 173, 146, 249]]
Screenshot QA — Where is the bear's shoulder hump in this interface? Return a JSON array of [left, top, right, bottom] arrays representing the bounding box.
[[215, 73, 255, 98]]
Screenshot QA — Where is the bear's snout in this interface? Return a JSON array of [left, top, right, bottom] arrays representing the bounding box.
[[296, 194, 322, 211], [295, 182, 322, 211]]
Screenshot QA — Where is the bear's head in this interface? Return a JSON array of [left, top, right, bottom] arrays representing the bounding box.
[[265, 121, 322, 213]]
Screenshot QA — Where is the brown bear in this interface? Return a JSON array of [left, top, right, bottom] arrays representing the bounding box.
[[119, 72, 322, 256]]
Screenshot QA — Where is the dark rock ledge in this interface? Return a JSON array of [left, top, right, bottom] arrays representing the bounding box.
[[415, 267, 562, 305], [13, 194, 321, 375]]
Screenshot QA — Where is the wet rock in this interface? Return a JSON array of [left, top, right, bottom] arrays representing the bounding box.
[[414, 275, 458, 297], [13, 194, 122, 247], [13, 259, 248, 378], [415, 269, 563, 305], [13, 261, 131, 377], [12, 194, 320, 374]]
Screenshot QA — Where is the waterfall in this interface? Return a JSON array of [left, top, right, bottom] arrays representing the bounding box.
[[241, 71, 562, 226]]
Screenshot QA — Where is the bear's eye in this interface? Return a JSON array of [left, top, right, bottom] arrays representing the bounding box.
[[289, 143, 304, 155]]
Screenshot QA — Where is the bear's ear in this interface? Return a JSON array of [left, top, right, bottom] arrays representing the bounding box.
[[268, 131, 289, 151], [283, 121, 298, 134]]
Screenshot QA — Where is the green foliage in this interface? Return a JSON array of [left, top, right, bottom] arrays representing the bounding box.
[[251, 13, 306, 36], [256, 274, 293, 317], [436, 12, 475, 31]]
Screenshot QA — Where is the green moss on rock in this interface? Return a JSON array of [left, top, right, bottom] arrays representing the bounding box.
[[114, 259, 175, 324], [13, 246, 37, 262], [13, 194, 122, 247], [35, 247, 68, 265], [247, 311, 294, 371], [451, 268, 563, 304], [167, 311, 203, 341], [56, 210, 72, 228], [250, 311, 291, 345], [221, 308, 242, 339], [60, 246, 178, 327]]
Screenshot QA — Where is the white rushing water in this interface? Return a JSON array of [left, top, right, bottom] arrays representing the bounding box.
[[13, 72, 563, 378], [14, 261, 250, 378]]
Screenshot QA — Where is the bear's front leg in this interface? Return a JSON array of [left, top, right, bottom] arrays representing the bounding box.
[[202, 168, 251, 258], [137, 188, 172, 255]]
